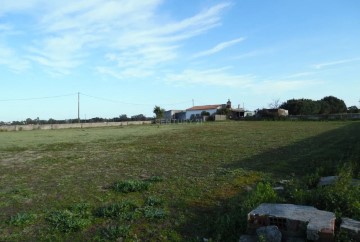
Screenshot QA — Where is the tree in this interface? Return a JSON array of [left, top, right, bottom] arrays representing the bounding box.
[[280, 99, 320, 115], [201, 111, 210, 116], [153, 106, 165, 119], [131, 114, 147, 121], [119, 114, 128, 121], [268, 98, 281, 109], [320, 96, 347, 114], [347, 106, 359, 113]]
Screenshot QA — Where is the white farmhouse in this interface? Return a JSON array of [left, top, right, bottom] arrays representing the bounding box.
[[185, 104, 223, 120]]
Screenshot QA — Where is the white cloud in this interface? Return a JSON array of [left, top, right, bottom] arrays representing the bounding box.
[[10, 0, 231, 75], [192, 37, 245, 58], [251, 79, 322, 94], [285, 72, 315, 79], [312, 57, 360, 69], [0, 45, 29, 72], [165, 67, 254, 87]]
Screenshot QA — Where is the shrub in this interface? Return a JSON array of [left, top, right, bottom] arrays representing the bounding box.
[[141, 206, 167, 220], [46, 203, 92, 233], [111, 180, 150, 193], [145, 196, 163, 206], [8, 212, 36, 226], [46, 210, 91, 233], [97, 225, 130, 241], [95, 201, 139, 220], [211, 182, 279, 241]]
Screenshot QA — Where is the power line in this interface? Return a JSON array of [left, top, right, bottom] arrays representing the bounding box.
[[0, 93, 77, 102]]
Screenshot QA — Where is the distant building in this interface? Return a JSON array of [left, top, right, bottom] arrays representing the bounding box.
[[164, 110, 186, 120], [185, 104, 223, 120], [165, 99, 250, 121]]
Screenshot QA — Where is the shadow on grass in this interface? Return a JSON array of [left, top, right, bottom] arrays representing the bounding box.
[[179, 121, 360, 241]]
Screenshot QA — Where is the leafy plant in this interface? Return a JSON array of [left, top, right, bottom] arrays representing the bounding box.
[[111, 179, 150, 193], [145, 196, 163, 206], [46, 203, 92, 232], [95, 201, 139, 220], [46, 210, 91, 233], [141, 206, 167, 220], [97, 224, 130, 241], [7, 212, 36, 226]]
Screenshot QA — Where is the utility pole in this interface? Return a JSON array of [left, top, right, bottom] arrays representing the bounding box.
[[78, 92, 80, 123], [192, 99, 194, 107]]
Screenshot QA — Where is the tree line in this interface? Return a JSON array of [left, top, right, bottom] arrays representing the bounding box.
[[0, 114, 152, 126], [279, 96, 358, 115]]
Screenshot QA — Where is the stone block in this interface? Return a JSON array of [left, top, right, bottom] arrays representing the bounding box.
[[340, 217, 360, 241], [248, 203, 335, 241]]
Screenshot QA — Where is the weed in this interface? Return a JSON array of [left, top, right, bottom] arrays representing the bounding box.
[[141, 206, 167, 220], [111, 179, 150, 193], [46, 210, 91, 232], [7, 212, 36, 226], [95, 201, 139, 220], [145, 196, 163, 206], [97, 224, 130, 241], [46, 203, 92, 233]]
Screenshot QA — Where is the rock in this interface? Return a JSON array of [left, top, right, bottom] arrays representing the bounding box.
[[318, 176, 338, 186], [340, 217, 360, 241], [248, 203, 335, 241], [256, 225, 282, 242], [318, 176, 360, 187]]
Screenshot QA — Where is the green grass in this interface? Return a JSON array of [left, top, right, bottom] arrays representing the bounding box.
[[0, 121, 359, 241]]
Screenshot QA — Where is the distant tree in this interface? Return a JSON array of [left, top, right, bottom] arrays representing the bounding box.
[[48, 118, 56, 124], [347, 106, 359, 113], [280, 99, 320, 115], [153, 106, 165, 120], [119, 114, 128, 121], [320, 96, 347, 114], [268, 98, 281, 109], [25, 118, 33, 124], [201, 111, 210, 116], [131, 114, 147, 121]]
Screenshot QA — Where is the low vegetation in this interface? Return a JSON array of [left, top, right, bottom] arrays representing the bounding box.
[[0, 121, 359, 241]]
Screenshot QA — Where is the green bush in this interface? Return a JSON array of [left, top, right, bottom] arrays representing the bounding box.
[[145, 196, 163, 206], [211, 182, 279, 241], [95, 201, 139, 220], [7, 212, 36, 226], [97, 225, 130, 241], [141, 206, 167, 220], [111, 180, 150, 193], [46, 210, 91, 233], [46, 203, 92, 233]]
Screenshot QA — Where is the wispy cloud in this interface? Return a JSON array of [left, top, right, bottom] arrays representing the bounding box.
[[192, 37, 245, 58], [0, 44, 29, 72], [250, 79, 322, 95], [285, 72, 315, 79], [9, 0, 231, 76], [312, 57, 360, 69], [165, 67, 254, 87]]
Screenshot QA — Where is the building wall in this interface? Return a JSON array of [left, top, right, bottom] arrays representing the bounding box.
[[185, 108, 218, 120]]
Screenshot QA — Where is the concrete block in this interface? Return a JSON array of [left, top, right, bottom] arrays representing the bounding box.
[[248, 203, 335, 241], [340, 217, 360, 241]]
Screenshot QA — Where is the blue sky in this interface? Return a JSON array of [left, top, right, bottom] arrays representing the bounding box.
[[0, 0, 359, 121]]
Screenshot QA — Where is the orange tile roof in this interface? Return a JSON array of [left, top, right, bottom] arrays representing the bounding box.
[[186, 104, 222, 111]]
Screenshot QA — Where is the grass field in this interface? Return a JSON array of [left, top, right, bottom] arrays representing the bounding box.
[[0, 121, 359, 241]]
